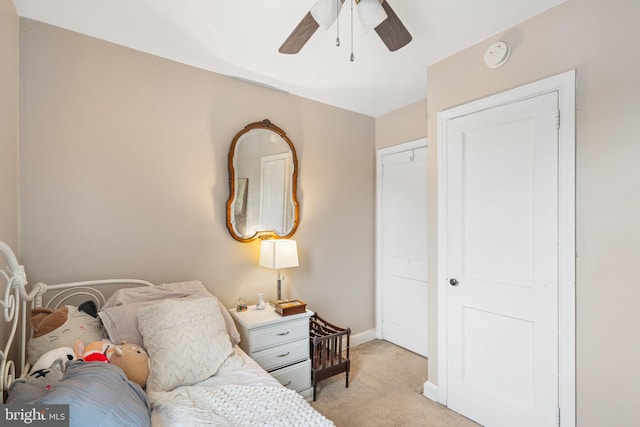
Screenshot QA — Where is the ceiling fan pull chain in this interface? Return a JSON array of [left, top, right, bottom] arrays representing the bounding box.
[[336, 0, 341, 46], [350, 0, 355, 61]]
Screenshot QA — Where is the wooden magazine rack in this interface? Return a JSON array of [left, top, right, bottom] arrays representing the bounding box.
[[309, 313, 350, 401]]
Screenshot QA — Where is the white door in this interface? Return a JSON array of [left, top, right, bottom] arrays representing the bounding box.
[[379, 142, 428, 357], [260, 153, 289, 234], [445, 92, 559, 427]]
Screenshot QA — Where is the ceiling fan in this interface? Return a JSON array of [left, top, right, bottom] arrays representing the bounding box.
[[279, 0, 412, 56]]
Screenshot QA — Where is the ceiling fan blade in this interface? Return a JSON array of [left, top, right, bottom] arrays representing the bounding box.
[[279, 12, 320, 54], [374, 1, 412, 52]]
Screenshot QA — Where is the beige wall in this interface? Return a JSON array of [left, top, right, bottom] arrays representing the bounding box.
[[0, 0, 19, 359], [375, 99, 427, 149], [18, 19, 376, 335], [0, 0, 19, 251], [427, 0, 640, 425]]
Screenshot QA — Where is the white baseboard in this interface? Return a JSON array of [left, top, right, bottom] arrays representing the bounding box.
[[423, 381, 439, 402], [350, 329, 376, 347]]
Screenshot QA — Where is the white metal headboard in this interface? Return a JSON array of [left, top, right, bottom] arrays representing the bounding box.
[[0, 241, 154, 401]]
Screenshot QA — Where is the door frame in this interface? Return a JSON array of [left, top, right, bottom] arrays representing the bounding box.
[[375, 138, 428, 338], [435, 71, 575, 427]]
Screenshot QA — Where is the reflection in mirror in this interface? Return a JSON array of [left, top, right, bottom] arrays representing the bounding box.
[[226, 119, 299, 242]]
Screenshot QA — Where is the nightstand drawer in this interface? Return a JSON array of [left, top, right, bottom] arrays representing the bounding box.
[[251, 318, 308, 352], [252, 339, 309, 371], [271, 359, 311, 392]]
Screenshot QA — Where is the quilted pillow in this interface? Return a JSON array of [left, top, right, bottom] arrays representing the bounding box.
[[138, 296, 234, 393]]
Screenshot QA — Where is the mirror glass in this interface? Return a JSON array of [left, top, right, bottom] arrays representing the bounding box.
[[226, 119, 299, 242]]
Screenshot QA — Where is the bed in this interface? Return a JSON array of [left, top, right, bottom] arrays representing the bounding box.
[[0, 241, 334, 426]]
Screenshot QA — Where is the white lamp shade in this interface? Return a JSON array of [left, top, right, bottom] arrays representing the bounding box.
[[358, 0, 387, 30], [310, 0, 343, 30], [259, 240, 299, 270]]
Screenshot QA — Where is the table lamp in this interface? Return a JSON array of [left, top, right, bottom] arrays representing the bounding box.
[[259, 239, 299, 304]]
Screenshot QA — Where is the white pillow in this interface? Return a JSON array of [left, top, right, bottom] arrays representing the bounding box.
[[100, 281, 241, 347], [138, 297, 234, 393]]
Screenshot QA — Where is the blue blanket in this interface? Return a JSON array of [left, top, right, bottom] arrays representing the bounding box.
[[8, 360, 150, 427]]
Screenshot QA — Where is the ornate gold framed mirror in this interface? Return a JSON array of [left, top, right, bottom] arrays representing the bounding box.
[[226, 119, 299, 242]]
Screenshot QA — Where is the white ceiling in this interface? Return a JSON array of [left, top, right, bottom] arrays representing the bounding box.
[[12, 0, 567, 117]]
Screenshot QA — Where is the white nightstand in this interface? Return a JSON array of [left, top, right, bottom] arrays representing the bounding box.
[[230, 304, 313, 398]]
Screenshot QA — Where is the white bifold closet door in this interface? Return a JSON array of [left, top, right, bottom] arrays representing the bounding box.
[[380, 144, 428, 357]]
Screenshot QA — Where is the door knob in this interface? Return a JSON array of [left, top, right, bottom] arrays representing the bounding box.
[[449, 278, 459, 286]]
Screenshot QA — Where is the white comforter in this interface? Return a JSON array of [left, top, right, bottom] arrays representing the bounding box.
[[150, 384, 334, 427], [150, 347, 334, 427]]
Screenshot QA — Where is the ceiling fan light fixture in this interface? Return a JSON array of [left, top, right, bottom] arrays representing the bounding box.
[[310, 0, 343, 30], [357, 0, 387, 30], [279, 0, 411, 56]]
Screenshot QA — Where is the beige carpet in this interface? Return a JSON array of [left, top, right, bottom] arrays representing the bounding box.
[[309, 339, 480, 427]]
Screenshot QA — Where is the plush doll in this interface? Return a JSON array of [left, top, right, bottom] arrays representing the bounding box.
[[109, 341, 149, 388], [74, 339, 114, 363], [25, 365, 64, 392], [31, 301, 99, 337], [27, 301, 103, 365], [29, 346, 76, 374], [24, 346, 77, 392]]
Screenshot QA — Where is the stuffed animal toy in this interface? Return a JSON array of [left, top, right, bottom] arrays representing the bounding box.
[[27, 301, 103, 365], [29, 346, 76, 374], [24, 346, 77, 392], [31, 301, 98, 337], [74, 339, 114, 363], [109, 341, 149, 388], [25, 365, 64, 392]]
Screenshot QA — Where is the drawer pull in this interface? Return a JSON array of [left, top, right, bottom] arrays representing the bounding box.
[[276, 331, 290, 336], [282, 380, 292, 387], [277, 352, 290, 358]]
